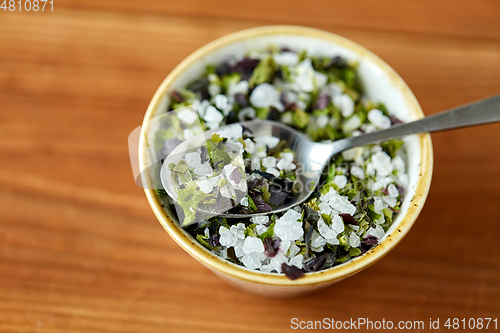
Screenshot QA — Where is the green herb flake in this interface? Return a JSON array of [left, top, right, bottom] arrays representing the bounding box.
[[249, 56, 276, 87], [381, 139, 404, 158], [349, 247, 362, 257], [247, 194, 257, 212], [292, 109, 309, 129]]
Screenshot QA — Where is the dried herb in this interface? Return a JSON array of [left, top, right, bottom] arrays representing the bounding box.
[[340, 213, 358, 226], [281, 263, 304, 280]]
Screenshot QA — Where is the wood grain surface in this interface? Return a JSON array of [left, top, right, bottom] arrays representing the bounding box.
[[1, 1, 499, 332]]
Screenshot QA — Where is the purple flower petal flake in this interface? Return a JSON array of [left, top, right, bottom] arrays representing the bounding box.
[[314, 93, 331, 110], [390, 115, 404, 125], [360, 235, 379, 253], [171, 90, 183, 103], [232, 58, 260, 80], [263, 237, 281, 258], [340, 213, 358, 226], [281, 263, 304, 280], [229, 167, 242, 184]]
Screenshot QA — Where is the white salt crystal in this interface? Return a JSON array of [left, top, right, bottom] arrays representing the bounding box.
[[196, 100, 210, 118], [184, 152, 201, 168], [372, 151, 392, 177], [284, 163, 296, 172], [288, 244, 300, 258], [330, 214, 345, 234], [215, 124, 243, 140], [255, 135, 280, 149], [177, 108, 198, 125], [196, 179, 213, 194], [281, 208, 301, 222], [208, 83, 221, 97], [314, 71, 328, 89], [255, 224, 268, 235], [273, 52, 299, 66], [249, 83, 282, 109], [398, 173, 409, 187], [318, 201, 331, 216], [334, 175, 348, 189], [183, 128, 194, 140], [230, 223, 246, 240], [383, 195, 397, 208], [388, 184, 399, 198], [289, 254, 304, 269], [367, 225, 386, 240], [322, 82, 343, 97], [203, 105, 224, 124], [244, 138, 255, 154], [262, 156, 277, 169], [354, 155, 364, 166], [240, 196, 249, 207], [220, 184, 235, 199], [376, 225, 386, 239], [276, 158, 287, 170], [270, 254, 288, 273], [234, 239, 245, 258], [360, 123, 376, 133], [250, 216, 269, 225], [351, 164, 365, 180], [194, 163, 213, 176], [251, 157, 260, 170], [227, 80, 249, 96], [368, 109, 391, 129], [310, 230, 326, 252], [233, 179, 247, 192], [219, 226, 236, 247], [279, 240, 291, 254], [318, 217, 338, 240], [243, 237, 265, 254], [255, 147, 267, 159], [328, 193, 356, 215], [266, 167, 280, 177], [205, 121, 220, 130], [259, 264, 273, 273], [207, 73, 218, 83], [238, 107, 256, 122], [342, 147, 363, 161], [352, 130, 362, 137], [222, 164, 237, 178], [334, 94, 355, 118], [349, 233, 360, 248], [316, 114, 329, 128], [373, 197, 385, 213], [274, 212, 303, 242], [343, 114, 361, 132], [391, 155, 405, 174], [214, 94, 232, 116], [293, 59, 315, 92], [242, 252, 262, 270], [366, 163, 375, 176]]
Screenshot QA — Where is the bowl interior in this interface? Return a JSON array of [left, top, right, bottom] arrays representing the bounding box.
[[140, 26, 432, 286]]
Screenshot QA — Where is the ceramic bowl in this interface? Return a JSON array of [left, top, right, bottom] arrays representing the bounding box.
[[139, 25, 433, 297]]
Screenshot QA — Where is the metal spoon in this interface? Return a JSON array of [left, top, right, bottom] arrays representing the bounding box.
[[161, 94, 500, 220]]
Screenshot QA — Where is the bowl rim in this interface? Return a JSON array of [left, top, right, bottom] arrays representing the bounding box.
[[139, 25, 433, 287]]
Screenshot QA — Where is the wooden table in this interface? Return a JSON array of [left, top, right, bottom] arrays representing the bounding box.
[[1, 1, 499, 332]]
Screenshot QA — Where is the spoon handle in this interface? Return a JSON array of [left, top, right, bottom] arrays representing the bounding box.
[[346, 94, 500, 148]]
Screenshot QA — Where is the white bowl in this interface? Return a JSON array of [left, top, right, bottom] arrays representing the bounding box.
[[139, 26, 433, 297]]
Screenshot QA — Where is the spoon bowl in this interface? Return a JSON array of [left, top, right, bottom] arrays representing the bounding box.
[[161, 94, 500, 222], [160, 120, 332, 219]]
